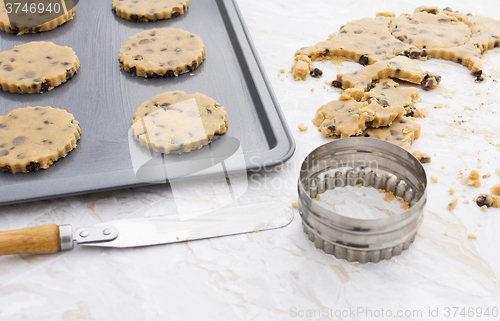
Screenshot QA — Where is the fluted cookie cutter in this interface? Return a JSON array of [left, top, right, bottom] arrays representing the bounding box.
[[298, 137, 427, 263]]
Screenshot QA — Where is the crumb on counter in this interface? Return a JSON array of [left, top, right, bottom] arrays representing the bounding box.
[[298, 123, 308, 131], [463, 200, 470, 204], [291, 202, 298, 209], [444, 232, 448, 236], [280, 69, 285, 73], [448, 188, 456, 195], [483, 173, 491, 178], [316, 195, 321, 201], [384, 191, 395, 202], [413, 150, 431, 163], [414, 108, 430, 118], [480, 205, 488, 212], [497, 167, 500, 176], [461, 169, 481, 187], [448, 198, 458, 211], [431, 176, 438, 183], [468, 233, 477, 239], [491, 184, 500, 196], [311, 88, 315, 92]]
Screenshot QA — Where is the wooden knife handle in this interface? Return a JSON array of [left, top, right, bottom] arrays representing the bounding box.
[[0, 224, 61, 256]]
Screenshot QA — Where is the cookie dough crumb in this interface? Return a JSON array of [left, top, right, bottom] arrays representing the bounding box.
[[462, 170, 481, 187], [413, 150, 431, 163], [431, 176, 438, 183], [476, 194, 500, 208], [397, 196, 410, 210], [468, 233, 477, 239], [497, 168, 500, 176], [298, 123, 308, 131], [291, 202, 298, 208], [280, 69, 285, 73], [278, 166, 283, 171], [448, 188, 456, 195], [480, 205, 488, 212], [384, 192, 395, 202], [483, 173, 491, 178], [448, 198, 458, 211], [463, 200, 470, 204], [362, 193, 367, 197], [414, 108, 430, 118], [311, 88, 315, 92], [356, 183, 363, 188], [291, 55, 312, 80], [492, 184, 500, 196], [444, 232, 448, 236], [316, 195, 321, 201]]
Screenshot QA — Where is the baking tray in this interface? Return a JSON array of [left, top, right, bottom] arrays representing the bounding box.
[[0, 0, 295, 205]]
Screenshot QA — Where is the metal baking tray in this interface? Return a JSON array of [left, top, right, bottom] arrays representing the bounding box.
[[0, 0, 295, 205]]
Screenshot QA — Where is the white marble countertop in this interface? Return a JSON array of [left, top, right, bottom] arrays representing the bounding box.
[[1, 0, 500, 320]]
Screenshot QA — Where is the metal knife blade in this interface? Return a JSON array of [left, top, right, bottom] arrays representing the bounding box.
[[72, 201, 293, 248]]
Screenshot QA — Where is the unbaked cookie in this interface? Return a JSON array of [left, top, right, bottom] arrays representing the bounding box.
[[312, 99, 376, 138], [119, 28, 205, 78], [111, 0, 188, 22], [132, 91, 227, 154], [0, 3, 75, 35], [0, 41, 80, 94], [0, 106, 81, 173]]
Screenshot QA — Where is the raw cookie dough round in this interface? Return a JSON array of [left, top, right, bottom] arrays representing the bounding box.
[[0, 106, 81, 173], [0, 41, 80, 94], [132, 91, 228, 154], [111, 0, 188, 22], [0, 5, 75, 35], [119, 28, 204, 78]]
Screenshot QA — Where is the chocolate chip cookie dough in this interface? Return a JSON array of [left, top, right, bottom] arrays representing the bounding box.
[[294, 7, 500, 80], [119, 28, 205, 78], [132, 91, 227, 154], [0, 2, 75, 35], [0, 107, 81, 173], [111, 0, 188, 22], [364, 116, 421, 151], [0, 42, 80, 94]]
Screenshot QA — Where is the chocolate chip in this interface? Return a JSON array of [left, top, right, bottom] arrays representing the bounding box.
[[44, 120, 49, 124], [457, 58, 462, 64], [322, 49, 330, 56], [495, 41, 500, 48], [310, 68, 323, 78], [161, 103, 170, 109], [438, 19, 449, 23], [26, 162, 40, 172], [422, 78, 436, 90], [66, 71, 72, 80], [476, 194, 492, 208], [421, 50, 428, 58], [10, 58, 15, 62], [150, 32, 156, 36], [12, 136, 27, 145], [390, 130, 399, 136], [46, 56, 52, 60], [133, 55, 143, 60], [160, 48, 167, 52], [171, 11, 180, 18], [3, 65, 13, 72], [0, 124, 5, 128], [378, 99, 389, 107], [409, 51, 420, 59], [34, 79, 41, 83], [1, 165, 12, 173], [129, 67, 137, 75], [41, 80, 51, 91], [139, 39, 150, 45], [359, 55, 369, 66], [354, 30, 362, 34], [144, 49, 154, 54], [187, 62, 198, 71], [443, 7, 453, 12], [42, 140, 52, 145], [175, 48, 181, 52], [130, 14, 139, 21], [332, 80, 342, 88], [17, 154, 24, 160], [166, 70, 175, 76], [0, 150, 8, 157]]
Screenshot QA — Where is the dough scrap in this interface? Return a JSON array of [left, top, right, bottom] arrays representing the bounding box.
[[295, 7, 500, 80], [112, 0, 188, 22], [132, 91, 228, 154], [333, 56, 440, 99], [0, 107, 81, 173], [364, 116, 421, 150], [119, 28, 205, 78], [0, 2, 75, 35], [0, 41, 80, 94]]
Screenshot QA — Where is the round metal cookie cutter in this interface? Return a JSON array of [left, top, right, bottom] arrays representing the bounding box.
[[298, 137, 427, 264]]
